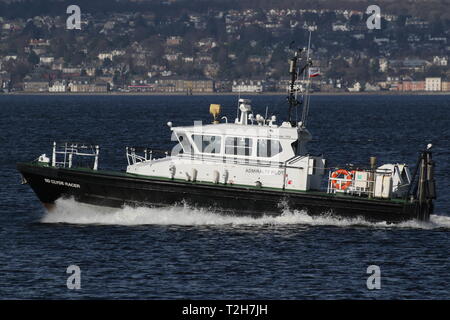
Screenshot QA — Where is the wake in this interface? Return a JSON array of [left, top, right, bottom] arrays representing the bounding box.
[[40, 198, 450, 230]]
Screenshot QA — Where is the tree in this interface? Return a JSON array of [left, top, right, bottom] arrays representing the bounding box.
[[4, 60, 32, 84], [102, 58, 113, 68], [95, 68, 103, 77], [27, 51, 40, 65]]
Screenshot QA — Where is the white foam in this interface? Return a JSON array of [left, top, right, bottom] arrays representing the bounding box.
[[40, 198, 450, 229]]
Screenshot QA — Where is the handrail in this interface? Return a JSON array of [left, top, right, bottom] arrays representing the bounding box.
[[51, 142, 99, 170], [124, 147, 324, 176], [126, 147, 169, 165]]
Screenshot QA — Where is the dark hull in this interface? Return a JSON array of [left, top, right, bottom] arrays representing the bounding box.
[[17, 162, 424, 223]]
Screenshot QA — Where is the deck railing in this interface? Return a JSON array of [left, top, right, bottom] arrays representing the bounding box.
[[326, 168, 396, 198], [51, 142, 99, 170], [126, 147, 168, 165]]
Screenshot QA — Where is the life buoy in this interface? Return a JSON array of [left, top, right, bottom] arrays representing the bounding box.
[[331, 169, 354, 190]]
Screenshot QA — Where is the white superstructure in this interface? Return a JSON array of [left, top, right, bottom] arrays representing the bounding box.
[[126, 99, 326, 191]]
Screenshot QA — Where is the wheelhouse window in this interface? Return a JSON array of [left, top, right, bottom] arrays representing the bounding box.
[[225, 137, 253, 156], [257, 139, 282, 158], [192, 135, 222, 154]]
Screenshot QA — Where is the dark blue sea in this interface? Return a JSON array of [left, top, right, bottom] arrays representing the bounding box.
[[0, 94, 449, 299]]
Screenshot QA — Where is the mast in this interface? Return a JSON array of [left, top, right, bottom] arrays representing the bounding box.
[[301, 31, 313, 127], [287, 34, 313, 127], [287, 49, 302, 125]]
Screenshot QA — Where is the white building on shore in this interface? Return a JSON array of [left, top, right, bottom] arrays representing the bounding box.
[[49, 80, 67, 92], [425, 77, 442, 91], [232, 80, 264, 93], [347, 82, 362, 92]]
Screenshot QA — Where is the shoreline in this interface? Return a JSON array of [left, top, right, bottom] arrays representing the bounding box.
[[1, 91, 450, 96]]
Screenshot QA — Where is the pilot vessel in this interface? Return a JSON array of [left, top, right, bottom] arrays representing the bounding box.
[[17, 49, 436, 223]]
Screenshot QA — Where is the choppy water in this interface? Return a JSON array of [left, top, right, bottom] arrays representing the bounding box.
[[0, 94, 449, 299]]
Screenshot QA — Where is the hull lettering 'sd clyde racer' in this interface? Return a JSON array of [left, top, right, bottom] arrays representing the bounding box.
[[17, 47, 436, 223]]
